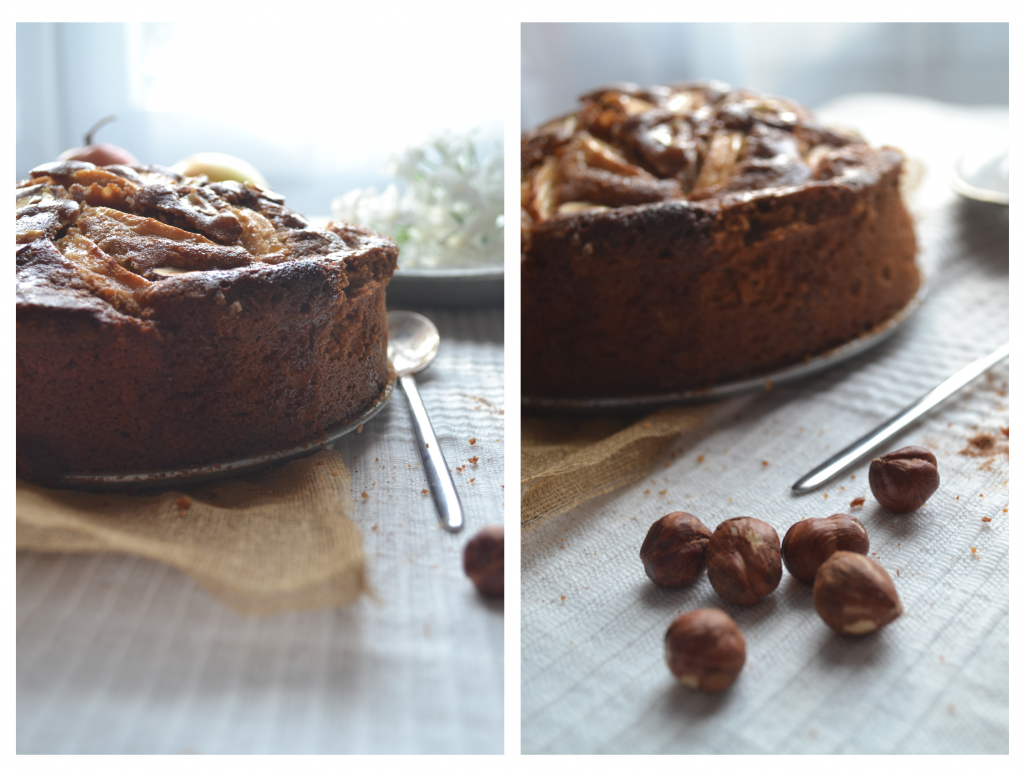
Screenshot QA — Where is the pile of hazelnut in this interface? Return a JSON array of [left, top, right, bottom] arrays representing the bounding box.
[[647, 446, 939, 692]]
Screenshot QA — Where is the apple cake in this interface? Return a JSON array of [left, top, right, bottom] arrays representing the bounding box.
[[17, 160, 397, 481], [521, 81, 919, 399]]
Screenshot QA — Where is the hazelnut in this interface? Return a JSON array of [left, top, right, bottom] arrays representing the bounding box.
[[463, 525, 503, 597], [781, 513, 870, 585], [868, 445, 939, 513], [664, 608, 746, 692], [706, 517, 782, 606], [639, 511, 713, 588], [813, 551, 903, 634]]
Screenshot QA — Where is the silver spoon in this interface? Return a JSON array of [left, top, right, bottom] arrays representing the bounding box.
[[387, 310, 465, 532], [792, 343, 1009, 494]]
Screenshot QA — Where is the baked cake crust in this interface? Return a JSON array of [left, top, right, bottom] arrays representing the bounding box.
[[522, 82, 919, 399], [17, 160, 397, 480]]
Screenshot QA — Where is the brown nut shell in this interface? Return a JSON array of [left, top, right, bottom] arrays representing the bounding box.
[[640, 511, 713, 588], [463, 525, 504, 597], [665, 608, 746, 692], [781, 513, 870, 585], [813, 550, 903, 634], [868, 445, 939, 513], [706, 517, 782, 606]]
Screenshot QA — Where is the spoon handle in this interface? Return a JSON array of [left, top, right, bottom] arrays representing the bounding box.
[[399, 374, 465, 532], [791, 342, 1009, 495]]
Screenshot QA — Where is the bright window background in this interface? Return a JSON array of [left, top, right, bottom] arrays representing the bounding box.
[[522, 23, 1009, 129], [17, 22, 504, 216]]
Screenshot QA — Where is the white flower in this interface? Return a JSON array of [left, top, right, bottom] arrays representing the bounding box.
[[332, 130, 503, 269]]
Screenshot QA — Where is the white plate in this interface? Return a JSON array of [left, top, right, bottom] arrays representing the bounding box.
[[523, 280, 928, 411], [952, 148, 1009, 205], [308, 217, 503, 307], [58, 372, 395, 490], [387, 266, 503, 308]]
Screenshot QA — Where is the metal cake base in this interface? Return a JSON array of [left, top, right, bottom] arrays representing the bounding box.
[[58, 371, 395, 490], [523, 281, 928, 412]]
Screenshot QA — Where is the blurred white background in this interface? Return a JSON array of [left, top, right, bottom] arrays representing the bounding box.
[[522, 22, 1009, 128], [17, 22, 504, 216]]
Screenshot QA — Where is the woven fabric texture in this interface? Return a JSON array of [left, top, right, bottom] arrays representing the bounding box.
[[17, 449, 365, 615], [522, 406, 720, 530]]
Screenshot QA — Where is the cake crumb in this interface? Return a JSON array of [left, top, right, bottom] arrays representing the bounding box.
[[850, 496, 866, 508], [560, 595, 566, 601], [332, 469, 339, 476], [762, 460, 769, 466], [422, 489, 428, 494], [659, 489, 667, 495], [982, 516, 991, 522], [468, 456, 479, 465], [357, 424, 364, 433], [697, 455, 705, 463], [1000, 426, 1009, 437], [361, 491, 369, 499], [228, 300, 242, 314], [174, 497, 191, 510], [371, 524, 378, 531], [469, 478, 475, 483], [468, 438, 477, 444]]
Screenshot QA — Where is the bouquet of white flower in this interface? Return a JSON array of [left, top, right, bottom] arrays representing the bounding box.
[[332, 132, 503, 269]]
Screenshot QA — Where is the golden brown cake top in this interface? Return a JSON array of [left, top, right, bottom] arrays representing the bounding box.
[[16, 160, 396, 320], [521, 81, 875, 226]]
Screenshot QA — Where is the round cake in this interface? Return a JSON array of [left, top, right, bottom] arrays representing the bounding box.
[[17, 160, 397, 482], [521, 82, 919, 399]]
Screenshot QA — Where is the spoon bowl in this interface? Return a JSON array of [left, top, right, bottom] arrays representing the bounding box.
[[952, 147, 1009, 205], [388, 311, 440, 375]]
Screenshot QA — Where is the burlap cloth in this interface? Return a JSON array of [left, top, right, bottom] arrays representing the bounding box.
[[522, 404, 721, 530], [16, 448, 365, 615]]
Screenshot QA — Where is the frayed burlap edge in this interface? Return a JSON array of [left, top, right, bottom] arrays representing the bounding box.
[[522, 404, 720, 531], [16, 448, 366, 615]]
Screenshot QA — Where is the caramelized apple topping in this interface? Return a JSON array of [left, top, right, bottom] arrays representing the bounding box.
[[522, 81, 863, 221]]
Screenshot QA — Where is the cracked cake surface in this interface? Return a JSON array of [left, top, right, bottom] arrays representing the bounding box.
[[521, 81, 919, 399], [17, 160, 397, 481]]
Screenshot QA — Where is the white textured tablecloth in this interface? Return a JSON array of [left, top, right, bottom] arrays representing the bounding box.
[[17, 306, 505, 754], [521, 95, 1009, 754]]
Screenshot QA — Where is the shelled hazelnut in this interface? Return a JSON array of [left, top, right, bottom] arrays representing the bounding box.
[[664, 608, 746, 692], [868, 446, 940, 513], [464, 525, 504, 597], [639, 511, 713, 588], [781, 514, 870, 585], [706, 517, 782, 606], [813, 551, 903, 634]]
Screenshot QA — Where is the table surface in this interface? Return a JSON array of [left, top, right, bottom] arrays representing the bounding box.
[[521, 94, 1009, 754], [17, 306, 505, 755]]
